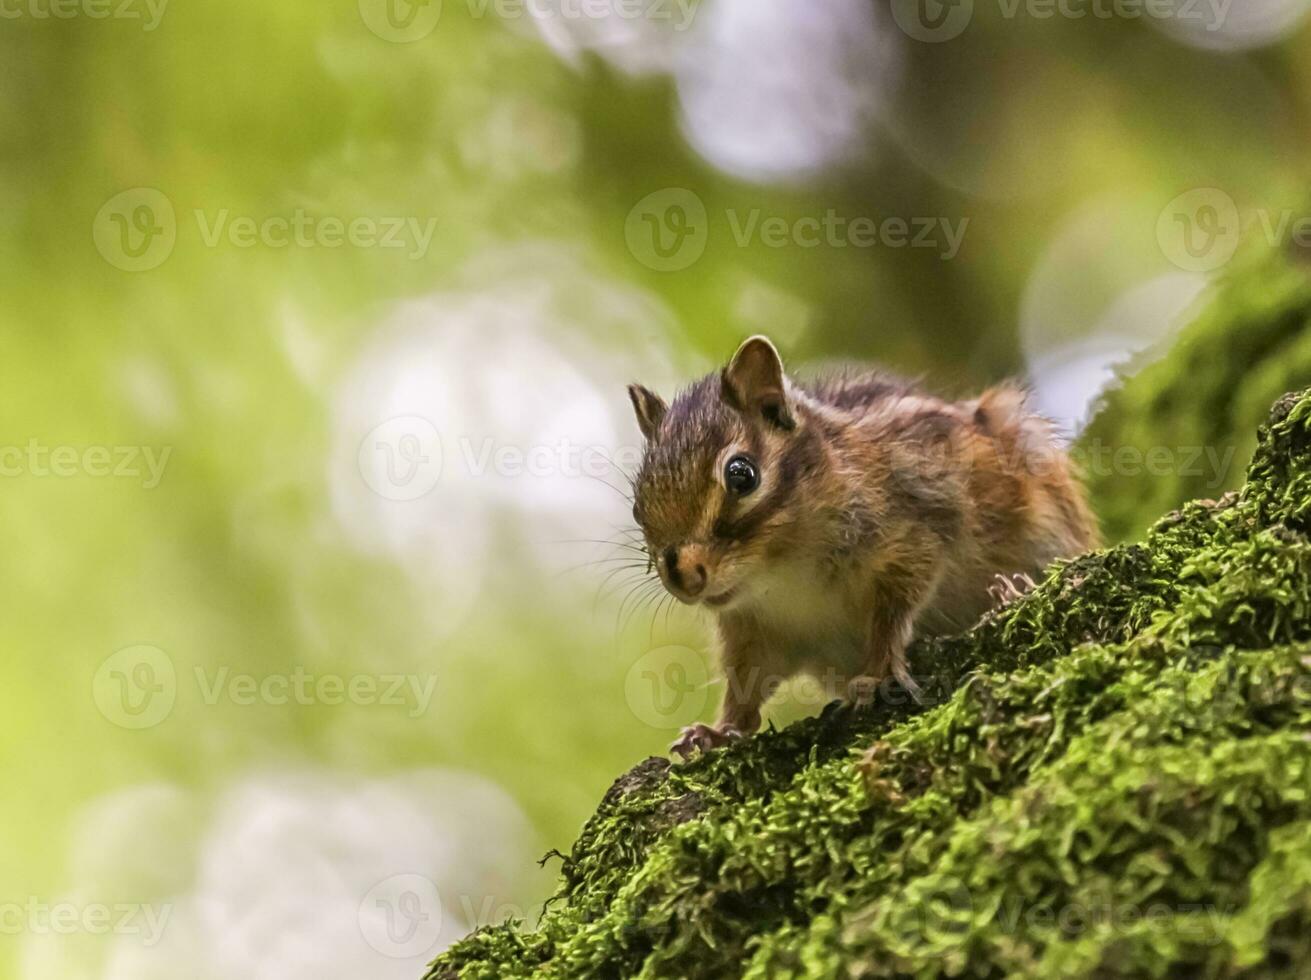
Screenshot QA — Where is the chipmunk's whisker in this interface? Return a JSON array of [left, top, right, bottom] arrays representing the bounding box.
[[592, 567, 642, 617], [550, 537, 650, 562], [585, 446, 636, 484], [619, 581, 666, 636], [549, 535, 645, 549], [614, 579, 664, 637], [559, 560, 650, 593], [555, 556, 649, 577], [579, 471, 634, 504], [649, 591, 680, 644], [595, 565, 652, 605]]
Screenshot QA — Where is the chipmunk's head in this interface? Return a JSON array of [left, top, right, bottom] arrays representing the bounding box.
[[627, 336, 820, 610]]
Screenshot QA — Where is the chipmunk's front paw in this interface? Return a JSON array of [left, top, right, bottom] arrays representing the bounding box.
[[845, 675, 883, 710], [670, 723, 742, 760]]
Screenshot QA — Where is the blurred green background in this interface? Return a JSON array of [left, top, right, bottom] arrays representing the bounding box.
[[4, 0, 1311, 976]]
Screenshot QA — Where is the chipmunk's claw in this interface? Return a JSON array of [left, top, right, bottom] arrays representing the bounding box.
[[845, 675, 882, 710], [989, 572, 1037, 607], [670, 723, 742, 760]]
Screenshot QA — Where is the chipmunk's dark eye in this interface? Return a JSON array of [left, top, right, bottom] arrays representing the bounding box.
[[724, 455, 759, 496]]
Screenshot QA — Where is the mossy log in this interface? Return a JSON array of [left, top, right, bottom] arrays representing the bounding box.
[[427, 384, 1311, 979]]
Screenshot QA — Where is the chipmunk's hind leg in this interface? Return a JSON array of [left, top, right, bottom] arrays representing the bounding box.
[[848, 614, 921, 708], [849, 561, 944, 709]]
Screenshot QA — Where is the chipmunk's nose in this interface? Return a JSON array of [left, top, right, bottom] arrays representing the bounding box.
[[663, 545, 707, 599]]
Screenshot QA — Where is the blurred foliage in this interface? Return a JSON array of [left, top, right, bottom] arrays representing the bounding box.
[[1082, 241, 1311, 542]]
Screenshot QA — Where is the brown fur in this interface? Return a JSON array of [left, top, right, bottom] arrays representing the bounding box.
[[628, 337, 1099, 757]]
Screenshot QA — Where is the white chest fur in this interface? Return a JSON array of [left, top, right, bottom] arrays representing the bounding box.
[[736, 562, 868, 673]]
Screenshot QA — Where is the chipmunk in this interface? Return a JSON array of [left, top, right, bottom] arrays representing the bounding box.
[[627, 336, 1098, 759]]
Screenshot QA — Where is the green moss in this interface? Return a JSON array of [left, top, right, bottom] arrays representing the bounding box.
[[426, 387, 1311, 979], [1079, 247, 1311, 544]]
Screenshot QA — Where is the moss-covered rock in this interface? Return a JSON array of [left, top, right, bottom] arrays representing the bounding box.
[[1079, 247, 1311, 543], [425, 385, 1311, 979]]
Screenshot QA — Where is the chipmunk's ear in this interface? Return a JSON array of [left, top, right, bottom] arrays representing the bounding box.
[[721, 335, 795, 430], [628, 383, 668, 442]]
